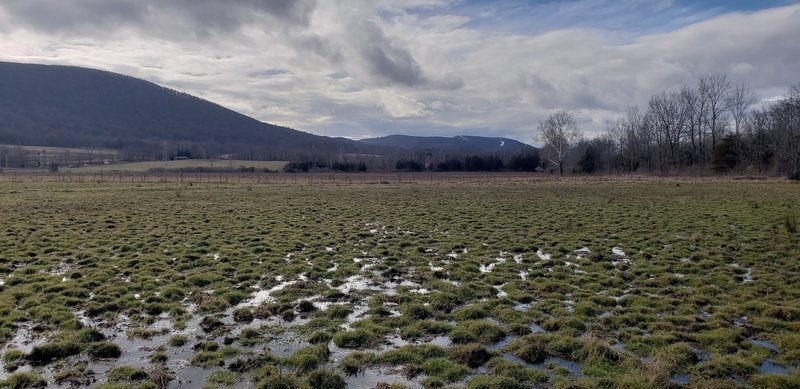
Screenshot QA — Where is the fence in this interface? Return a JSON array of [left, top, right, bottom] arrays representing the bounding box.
[[0, 170, 558, 185]]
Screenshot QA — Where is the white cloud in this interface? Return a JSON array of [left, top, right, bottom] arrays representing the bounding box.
[[0, 1, 798, 142]]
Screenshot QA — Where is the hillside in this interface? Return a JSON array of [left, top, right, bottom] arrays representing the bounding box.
[[0, 61, 373, 160], [359, 135, 535, 155]]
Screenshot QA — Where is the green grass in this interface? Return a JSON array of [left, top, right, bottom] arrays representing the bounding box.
[[0, 178, 798, 387]]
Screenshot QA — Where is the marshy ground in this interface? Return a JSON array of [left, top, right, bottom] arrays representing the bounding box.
[[0, 178, 798, 388]]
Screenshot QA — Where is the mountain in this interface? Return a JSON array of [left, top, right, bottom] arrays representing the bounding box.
[[359, 135, 535, 155], [0, 61, 376, 160]]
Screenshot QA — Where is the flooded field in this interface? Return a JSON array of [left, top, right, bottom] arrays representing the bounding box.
[[0, 179, 798, 388]]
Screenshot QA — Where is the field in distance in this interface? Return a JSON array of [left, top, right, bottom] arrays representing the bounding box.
[[0, 179, 797, 388], [61, 159, 289, 172]]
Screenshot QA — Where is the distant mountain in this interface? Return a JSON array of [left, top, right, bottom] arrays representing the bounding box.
[[359, 135, 535, 154], [0, 61, 378, 160]]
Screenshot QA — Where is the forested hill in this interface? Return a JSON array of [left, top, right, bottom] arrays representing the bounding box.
[[359, 135, 535, 155], [0, 61, 376, 160]]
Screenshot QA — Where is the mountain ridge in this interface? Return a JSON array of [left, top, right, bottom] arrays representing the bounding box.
[[0, 61, 535, 161], [358, 134, 535, 154], [0, 61, 374, 160]]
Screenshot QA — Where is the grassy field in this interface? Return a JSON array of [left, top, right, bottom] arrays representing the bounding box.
[[0, 179, 798, 388], [60, 159, 288, 173]]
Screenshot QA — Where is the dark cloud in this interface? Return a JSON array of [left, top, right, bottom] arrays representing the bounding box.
[[0, 0, 147, 33], [0, 0, 455, 89], [356, 21, 428, 87], [0, 0, 317, 36]]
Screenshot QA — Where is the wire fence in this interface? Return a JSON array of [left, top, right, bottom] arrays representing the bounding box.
[[0, 170, 561, 185]]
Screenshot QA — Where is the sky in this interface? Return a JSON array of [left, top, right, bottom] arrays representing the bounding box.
[[0, 0, 798, 144]]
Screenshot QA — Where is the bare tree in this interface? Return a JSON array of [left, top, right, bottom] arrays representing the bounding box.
[[682, 86, 705, 165], [744, 107, 774, 172], [699, 74, 731, 151], [771, 84, 800, 177], [538, 110, 583, 176], [648, 91, 690, 168], [729, 84, 756, 135]]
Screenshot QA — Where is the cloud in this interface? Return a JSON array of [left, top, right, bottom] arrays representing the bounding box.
[[0, 1, 798, 142], [356, 21, 428, 87]]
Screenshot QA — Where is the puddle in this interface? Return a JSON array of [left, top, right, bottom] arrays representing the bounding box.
[[758, 359, 789, 375], [1, 321, 49, 355], [671, 374, 689, 385], [337, 275, 381, 294], [488, 335, 514, 351], [611, 247, 631, 265], [540, 357, 581, 377], [495, 284, 508, 298], [750, 339, 779, 353], [479, 257, 505, 273], [535, 250, 551, 261], [691, 347, 712, 362], [429, 262, 444, 272], [513, 303, 531, 312], [345, 366, 424, 389], [730, 264, 753, 283], [501, 353, 582, 378], [575, 247, 591, 258], [530, 323, 546, 333], [67, 310, 217, 388], [238, 275, 307, 307]]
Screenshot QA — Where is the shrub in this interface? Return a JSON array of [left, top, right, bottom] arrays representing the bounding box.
[[26, 342, 81, 365], [333, 329, 376, 349], [377, 345, 446, 365], [0, 372, 47, 388], [106, 366, 148, 383], [286, 345, 330, 373], [233, 308, 254, 322], [450, 328, 477, 344], [297, 300, 317, 313], [208, 370, 239, 386], [86, 341, 122, 359], [306, 369, 346, 389], [507, 337, 546, 364], [420, 358, 470, 382], [452, 305, 489, 321], [402, 303, 432, 320], [190, 351, 224, 367], [339, 352, 375, 375], [465, 375, 525, 389], [462, 320, 507, 344], [448, 344, 492, 368], [308, 331, 332, 344], [167, 335, 188, 347], [257, 374, 305, 389], [150, 350, 168, 363], [326, 305, 352, 319], [2, 349, 24, 364]]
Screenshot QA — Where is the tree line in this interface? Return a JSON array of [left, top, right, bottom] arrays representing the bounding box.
[[396, 152, 540, 172], [539, 75, 800, 178]]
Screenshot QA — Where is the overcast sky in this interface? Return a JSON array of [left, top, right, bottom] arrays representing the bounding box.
[[1, 0, 798, 143]]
